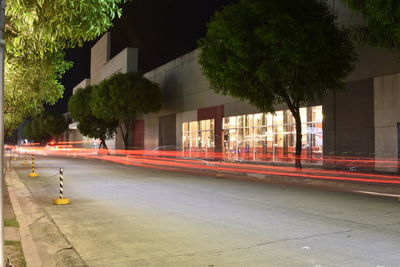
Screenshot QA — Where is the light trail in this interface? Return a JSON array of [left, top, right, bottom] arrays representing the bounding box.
[[13, 141, 400, 186]]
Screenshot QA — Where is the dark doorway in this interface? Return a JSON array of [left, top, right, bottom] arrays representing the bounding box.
[[398, 122, 400, 172], [132, 120, 144, 150], [159, 114, 176, 148]]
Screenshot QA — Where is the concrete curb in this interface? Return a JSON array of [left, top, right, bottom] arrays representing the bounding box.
[[6, 170, 42, 267]]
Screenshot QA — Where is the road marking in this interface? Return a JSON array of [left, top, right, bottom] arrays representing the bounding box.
[[353, 190, 400, 198]]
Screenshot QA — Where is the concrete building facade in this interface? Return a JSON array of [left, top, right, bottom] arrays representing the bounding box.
[[69, 1, 400, 171]]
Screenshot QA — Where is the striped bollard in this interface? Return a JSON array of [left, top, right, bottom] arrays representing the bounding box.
[[216, 160, 224, 178], [28, 154, 38, 177], [53, 168, 70, 205], [22, 151, 28, 165]]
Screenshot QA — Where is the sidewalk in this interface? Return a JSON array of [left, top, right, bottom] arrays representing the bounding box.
[[4, 160, 86, 267], [4, 170, 26, 267]]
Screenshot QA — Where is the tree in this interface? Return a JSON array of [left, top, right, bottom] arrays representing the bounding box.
[[4, 0, 125, 133], [5, 52, 72, 135], [23, 111, 67, 143], [23, 119, 50, 143], [68, 86, 118, 150], [6, 0, 125, 57], [40, 111, 68, 142], [340, 0, 400, 49], [198, 0, 357, 167], [90, 72, 162, 149]]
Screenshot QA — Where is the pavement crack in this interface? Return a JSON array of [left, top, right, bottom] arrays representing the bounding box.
[[251, 229, 353, 248], [165, 229, 354, 259], [56, 246, 73, 254], [29, 215, 45, 227]]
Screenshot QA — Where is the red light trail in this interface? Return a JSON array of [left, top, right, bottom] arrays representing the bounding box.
[[13, 141, 400, 186]]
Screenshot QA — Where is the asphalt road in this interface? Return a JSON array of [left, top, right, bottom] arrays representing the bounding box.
[[12, 156, 400, 266]]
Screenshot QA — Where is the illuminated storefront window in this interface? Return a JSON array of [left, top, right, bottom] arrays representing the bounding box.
[[182, 119, 215, 151], [223, 105, 323, 159]]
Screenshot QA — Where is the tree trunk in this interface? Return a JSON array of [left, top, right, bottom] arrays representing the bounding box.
[[99, 139, 108, 149], [100, 138, 110, 155], [292, 110, 302, 169], [120, 120, 130, 150]]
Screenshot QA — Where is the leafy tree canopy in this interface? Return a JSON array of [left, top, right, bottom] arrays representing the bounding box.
[[90, 72, 162, 149], [23, 111, 67, 143], [5, 0, 125, 133], [198, 0, 356, 166], [6, 0, 125, 58], [5, 52, 72, 134], [23, 120, 50, 143], [68, 86, 118, 149], [341, 0, 400, 49]]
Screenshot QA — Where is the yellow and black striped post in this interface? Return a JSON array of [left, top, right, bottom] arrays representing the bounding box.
[[216, 160, 224, 178], [53, 168, 70, 205], [28, 154, 38, 177], [22, 151, 28, 165], [11, 149, 16, 160]]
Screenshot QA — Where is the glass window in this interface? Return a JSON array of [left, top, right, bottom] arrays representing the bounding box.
[[254, 113, 263, 127], [266, 113, 273, 127], [311, 106, 323, 122], [237, 115, 244, 128], [223, 117, 230, 129], [285, 110, 294, 124], [183, 119, 215, 151], [183, 122, 189, 132], [254, 127, 262, 138], [221, 105, 323, 161], [274, 111, 284, 126], [300, 107, 307, 122], [190, 121, 197, 132], [245, 114, 253, 128], [226, 116, 237, 128]]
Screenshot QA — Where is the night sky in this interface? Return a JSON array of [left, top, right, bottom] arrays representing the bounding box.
[[53, 0, 236, 113]]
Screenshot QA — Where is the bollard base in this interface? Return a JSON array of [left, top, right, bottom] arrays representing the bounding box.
[[28, 172, 39, 177], [53, 198, 71, 205], [216, 173, 225, 178]]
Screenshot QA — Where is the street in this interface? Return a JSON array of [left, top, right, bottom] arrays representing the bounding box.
[[10, 156, 400, 266]]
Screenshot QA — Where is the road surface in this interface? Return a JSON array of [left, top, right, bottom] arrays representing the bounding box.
[[11, 156, 400, 266]]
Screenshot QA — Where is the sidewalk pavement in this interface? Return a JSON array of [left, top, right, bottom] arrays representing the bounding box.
[[5, 165, 42, 267], [4, 159, 86, 267]]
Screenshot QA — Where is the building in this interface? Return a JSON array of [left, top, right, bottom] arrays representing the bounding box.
[[69, 33, 138, 150], [70, 0, 400, 172]]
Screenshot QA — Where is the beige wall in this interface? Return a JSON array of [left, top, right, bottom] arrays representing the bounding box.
[[374, 74, 400, 171], [98, 47, 138, 82], [72, 79, 90, 94], [144, 50, 239, 115], [346, 48, 400, 83], [90, 32, 138, 86], [90, 33, 110, 86]]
